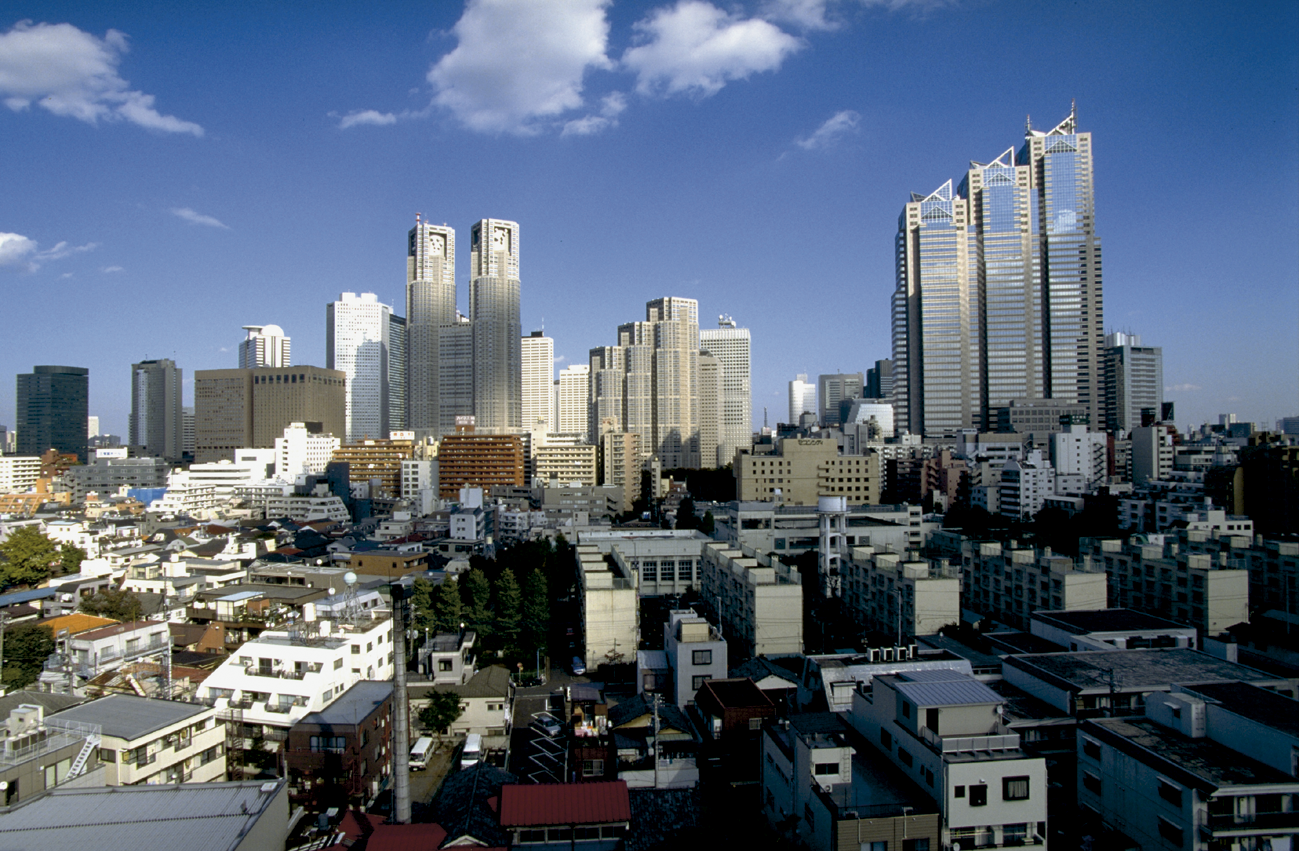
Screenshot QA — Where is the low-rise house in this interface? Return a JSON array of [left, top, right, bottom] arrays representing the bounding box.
[[285, 680, 391, 811], [693, 677, 776, 783], [498, 780, 631, 850], [411, 665, 513, 745], [606, 694, 699, 789], [45, 620, 172, 687], [417, 629, 476, 684], [662, 610, 726, 709], [0, 703, 101, 805], [49, 694, 225, 786]]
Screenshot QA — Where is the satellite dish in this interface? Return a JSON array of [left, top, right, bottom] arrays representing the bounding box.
[[327, 588, 336, 596], [344, 571, 357, 586]]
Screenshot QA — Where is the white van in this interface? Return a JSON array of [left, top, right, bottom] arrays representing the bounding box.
[[409, 736, 433, 771], [460, 733, 482, 769]]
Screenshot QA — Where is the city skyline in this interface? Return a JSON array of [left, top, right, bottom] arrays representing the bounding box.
[[1, 1, 1295, 437]]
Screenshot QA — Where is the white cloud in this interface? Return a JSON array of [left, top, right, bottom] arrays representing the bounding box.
[[0, 21, 203, 135], [562, 91, 627, 136], [0, 231, 97, 271], [762, 0, 838, 31], [622, 1, 803, 97], [428, 0, 612, 134], [101, 265, 123, 273], [171, 207, 229, 229], [338, 109, 400, 129], [796, 109, 860, 149], [1165, 383, 1202, 393]]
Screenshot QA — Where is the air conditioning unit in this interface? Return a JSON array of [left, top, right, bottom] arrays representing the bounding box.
[[868, 649, 880, 663], [881, 648, 895, 662]]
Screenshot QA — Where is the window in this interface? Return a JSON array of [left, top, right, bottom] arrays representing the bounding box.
[[954, 785, 965, 798], [1157, 780, 1182, 807], [574, 827, 601, 840], [310, 735, 346, 753], [692, 650, 712, 665], [1157, 817, 1183, 846], [333, 659, 343, 670], [903, 841, 930, 851], [692, 676, 707, 690], [898, 748, 913, 767], [351, 645, 360, 654], [581, 759, 604, 777], [969, 784, 987, 807], [1003, 776, 1030, 801], [814, 762, 838, 776], [901, 701, 912, 719], [439, 659, 453, 672], [749, 717, 763, 731], [880, 729, 892, 749], [519, 829, 547, 843], [1004, 824, 1028, 845], [99, 748, 116, 763], [1082, 771, 1101, 794], [1082, 738, 1101, 760]]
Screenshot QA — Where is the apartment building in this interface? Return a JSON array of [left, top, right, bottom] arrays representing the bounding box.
[[575, 545, 639, 671], [715, 500, 927, 557], [0, 702, 101, 804], [699, 543, 802, 658], [331, 436, 415, 498], [662, 610, 726, 708], [848, 669, 1049, 849], [734, 438, 881, 506], [577, 529, 709, 597], [533, 439, 597, 486], [49, 695, 225, 786], [0, 457, 40, 493], [285, 680, 391, 811], [436, 426, 524, 499], [961, 541, 1108, 630], [842, 545, 960, 641], [598, 430, 641, 513]]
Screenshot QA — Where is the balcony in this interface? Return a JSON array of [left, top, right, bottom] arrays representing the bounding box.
[[1201, 810, 1299, 835], [264, 703, 294, 715], [920, 726, 1021, 754], [243, 663, 313, 680]]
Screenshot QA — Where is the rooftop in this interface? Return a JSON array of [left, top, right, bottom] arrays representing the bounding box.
[[0, 779, 285, 850], [890, 670, 1004, 708], [75, 620, 166, 642], [1034, 608, 1192, 634], [50, 695, 211, 741], [297, 681, 391, 727], [499, 781, 631, 828], [697, 677, 772, 709], [1181, 681, 1299, 738], [1005, 649, 1283, 693]]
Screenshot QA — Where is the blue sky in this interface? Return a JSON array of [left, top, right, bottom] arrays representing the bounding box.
[[2, 0, 1296, 439]]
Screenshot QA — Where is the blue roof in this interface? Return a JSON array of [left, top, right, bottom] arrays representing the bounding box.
[[216, 590, 263, 602], [0, 587, 58, 607]]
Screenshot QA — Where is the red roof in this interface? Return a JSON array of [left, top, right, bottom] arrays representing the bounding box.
[[498, 782, 631, 828], [364, 823, 448, 850]]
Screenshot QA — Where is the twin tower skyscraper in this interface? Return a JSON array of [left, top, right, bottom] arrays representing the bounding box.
[[407, 216, 522, 440]]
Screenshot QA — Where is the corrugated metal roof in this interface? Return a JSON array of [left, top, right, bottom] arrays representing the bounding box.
[[50, 694, 210, 742], [498, 781, 631, 827], [893, 675, 1003, 708]]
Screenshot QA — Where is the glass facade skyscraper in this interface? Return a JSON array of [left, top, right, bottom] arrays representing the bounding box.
[[893, 105, 1103, 435], [16, 365, 89, 462]]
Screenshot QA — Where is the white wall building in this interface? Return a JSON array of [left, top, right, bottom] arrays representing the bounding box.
[[0, 456, 40, 493], [555, 363, 590, 436], [699, 543, 803, 657], [789, 374, 816, 425], [274, 422, 340, 479], [662, 610, 727, 709], [1050, 424, 1107, 489], [326, 292, 392, 442], [700, 316, 752, 468], [521, 331, 554, 433], [575, 544, 639, 671], [187, 449, 277, 498], [999, 450, 1056, 519], [239, 324, 291, 369]]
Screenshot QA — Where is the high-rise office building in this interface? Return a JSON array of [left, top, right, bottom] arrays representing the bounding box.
[[788, 374, 816, 425], [866, 359, 894, 401], [698, 353, 722, 468], [521, 331, 554, 432], [16, 365, 89, 462], [406, 217, 456, 441], [1103, 332, 1162, 436], [326, 292, 392, 441], [556, 364, 590, 436], [239, 325, 291, 369], [469, 218, 522, 432], [818, 373, 864, 427], [892, 105, 1103, 435], [130, 358, 183, 461], [388, 313, 407, 432], [700, 315, 751, 468], [87, 416, 99, 438], [590, 297, 700, 468], [194, 367, 345, 462]]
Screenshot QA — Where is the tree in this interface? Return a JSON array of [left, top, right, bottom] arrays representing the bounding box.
[[0, 526, 58, 589], [58, 543, 86, 576], [1, 624, 54, 690], [494, 568, 521, 648], [460, 568, 493, 637], [700, 510, 716, 536], [410, 577, 434, 632], [418, 691, 464, 737], [675, 496, 698, 530], [521, 569, 550, 656], [431, 577, 463, 634], [79, 587, 145, 622]]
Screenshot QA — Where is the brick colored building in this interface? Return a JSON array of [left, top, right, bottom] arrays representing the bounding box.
[[437, 426, 524, 499]]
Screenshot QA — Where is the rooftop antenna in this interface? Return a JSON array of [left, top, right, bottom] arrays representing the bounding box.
[[342, 571, 359, 627]]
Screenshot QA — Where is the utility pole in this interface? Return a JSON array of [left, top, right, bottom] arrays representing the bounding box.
[[390, 582, 412, 824], [0, 612, 10, 684]]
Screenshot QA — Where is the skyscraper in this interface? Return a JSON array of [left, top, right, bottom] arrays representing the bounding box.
[[866, 359, 894, 400], [130, 358, 183, 461], [406, 217, 456, 440], [788, 374, 816, 424], [327, 292, 392, 441], [239, 325, 291, 369], [818, 373, 864, 427], [700, 315, 752, 468], [892, 105, 1103, 435], [469, 218, 522, 432], [555, 363, 590, 436], [388, 313, 407, 432], [1103, 332, 1162, 435], [521, 331, 554, 432], [16, 365, 89, 462]]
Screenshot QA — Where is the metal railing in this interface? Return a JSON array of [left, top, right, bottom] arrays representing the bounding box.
[[0, 719, 102, 766], [919, 726, 1020, 754]]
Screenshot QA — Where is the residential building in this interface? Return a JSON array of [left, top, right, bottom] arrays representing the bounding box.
[[698, 352, 721, 469], [411, 665, 513, 743], [285, 680, 391, 811], [961, 541, 1107, 631], [16, 365, 89, 463], [1131, 423, 1176, 484], [843, 546, 960, 641], [734, 437, 880, 506], [470, 218, 522, 432], [52, 619, 173, 686], [417, 630, 476, 683], [817, 373, 864, 427], [326, 291, 392, 441], [239, 324, 291, 369], [599, 430, 640, 513], [331, 435, 415, 498], [130, 358, 183, 461], [555, 363, 590, 436], [789, 374, 816, 425], [49, 695, 225, 786], [521, 331, 554, 432], [497, 781, 631, 849], [700, 543, 802, 658], [575, 545, 639, 671], [181, 406, 194, 456], [193, 366, 345, 463], [532, 435, 597, 486], [406, 216, 457, 441], [700, 315, 752, 467], [1102, 331, 1162, 435], [1000, 450, 1057, 519], [577, 529, 710, 598], [63, 456, 170, 503], [436, 425, 524, 499], [662, 610, 726, 708], [1050, 424, 1107, 489], [1028, 609, 1198, 652], [0, 456, 40, 493], [714, 500, 928, 557], [274, 421, 339, 479], [848, 670, 1049, 849], [0, 701, 101, 804]]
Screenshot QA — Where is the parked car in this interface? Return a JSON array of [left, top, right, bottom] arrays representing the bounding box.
[[570, 656, 586, 676], [531, 712, 563, 738]]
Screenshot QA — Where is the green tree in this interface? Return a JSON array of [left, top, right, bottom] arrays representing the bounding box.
[[410, 577, 434, 632], [460, 568, 493, 637], [521, 569, 549, 656], [417, 691, 464, 737], [1, 624, 55, 690], [432, 577, 463, 634], [57, 543, 86, 576], [494, 568, 521, 648], [700, 510, 716, 536], [675, 496, 699, 530], [79, 587, 145, 622], [0, 526, 58, 589]]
